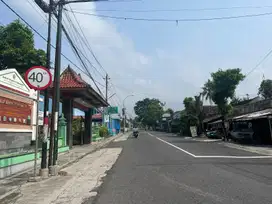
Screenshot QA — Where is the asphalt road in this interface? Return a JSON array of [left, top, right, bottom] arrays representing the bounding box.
[[89, 131, 272, 204]]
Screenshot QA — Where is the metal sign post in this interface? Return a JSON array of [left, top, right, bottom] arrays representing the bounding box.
[[34, 91, 40, 177], [25, 66, 52, 178]]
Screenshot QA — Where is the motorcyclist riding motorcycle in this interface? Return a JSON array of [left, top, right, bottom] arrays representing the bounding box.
[[133, 126, 139, 138]]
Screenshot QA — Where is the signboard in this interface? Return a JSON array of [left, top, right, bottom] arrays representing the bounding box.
[[190, 126, 198, 137], [104, 115, 110, 123], [0, 96, 32, 126], [105, 107, 118, 114], [25, 66, 52, 90]]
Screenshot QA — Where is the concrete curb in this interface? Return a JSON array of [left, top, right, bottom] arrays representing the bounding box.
[[0, 133, 126, 203]]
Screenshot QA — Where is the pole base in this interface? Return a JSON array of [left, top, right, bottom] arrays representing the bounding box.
[[49, 165, 59, 176], [39, 168, 49, 179]]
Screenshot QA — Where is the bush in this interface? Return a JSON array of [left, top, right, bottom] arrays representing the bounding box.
[[99, 126, 108, 137]]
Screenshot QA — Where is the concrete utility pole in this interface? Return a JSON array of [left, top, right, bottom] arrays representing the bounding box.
[[34, 0, 53, 177], [35, 0, 108, 176], [105, 73, 110, 102], [123, 95, 134, 132]]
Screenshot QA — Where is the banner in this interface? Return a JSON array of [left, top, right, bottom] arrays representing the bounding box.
[[0, 96, 32, 126]]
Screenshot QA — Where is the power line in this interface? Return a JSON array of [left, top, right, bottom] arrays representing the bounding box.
[[59, 15, 104, 97], [26, 0, 47, 21], [74, 5, 272, 13], [0, 0, 106, 93], [245, 48, 272, 77], [67, 6, 107, 75], [29, 0, 106, 89], [67, 10, 272, 23], [63, 10, 104, 79]]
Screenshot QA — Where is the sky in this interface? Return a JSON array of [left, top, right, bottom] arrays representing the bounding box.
[[1, 0, 272, 117]]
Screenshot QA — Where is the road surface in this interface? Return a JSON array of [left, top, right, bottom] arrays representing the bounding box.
[[87, 131, 272, 204]]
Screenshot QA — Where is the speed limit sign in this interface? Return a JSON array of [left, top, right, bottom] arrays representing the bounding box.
[[25, 66, 52, 90]]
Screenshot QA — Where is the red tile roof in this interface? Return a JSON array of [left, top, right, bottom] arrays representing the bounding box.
[[50, 66, 88, 88]]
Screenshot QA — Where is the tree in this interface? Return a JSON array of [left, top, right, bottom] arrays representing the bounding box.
[[165, 108, 174, 117], [182, 95, 204, 135], [201, 79, 213, 104], [204, 68, 245, 139], [258, 79, 272, 99], [0, 20, 46, 75], [134, 98, 164, 127], [230, 96, 250, 106]]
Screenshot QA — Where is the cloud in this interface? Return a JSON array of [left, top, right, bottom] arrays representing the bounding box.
[[4, 0, 269, 116], [134, 78, 147, 86]]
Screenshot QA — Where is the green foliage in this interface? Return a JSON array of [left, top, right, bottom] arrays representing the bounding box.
[[99, 126, 108, 137], [202, 68, 245, 117], [230, 96, 250, 106], [258, 79, 272, 99], [0, 20, 46, 75], [182, 95, 203, 126], [165, 108, 174, 117], [201, 79, 213, 104], [134, 98, 164, 127], [72, 118, 83, 136]]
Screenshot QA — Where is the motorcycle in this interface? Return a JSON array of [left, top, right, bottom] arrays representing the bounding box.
[[133, 127, 139, 138], [133, 131, 139, 138]]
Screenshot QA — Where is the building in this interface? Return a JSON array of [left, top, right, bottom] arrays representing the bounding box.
[[0, 68, 42, 178], [230, 97, 272, 144]]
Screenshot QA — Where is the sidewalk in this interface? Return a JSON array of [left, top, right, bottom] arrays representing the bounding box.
[[223, 142, 272, 155], [0, 133, 126, 204]]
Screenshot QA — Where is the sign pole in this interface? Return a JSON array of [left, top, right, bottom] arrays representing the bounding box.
[[25, 65, 52, 180], [34, 90, 40, 177]]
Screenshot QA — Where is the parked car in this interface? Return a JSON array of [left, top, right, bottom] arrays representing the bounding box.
[[228, 121, 254, 142], [205, 128, 222, 139]]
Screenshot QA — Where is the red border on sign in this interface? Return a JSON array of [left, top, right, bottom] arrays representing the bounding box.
[[25, 66, 52, 91]]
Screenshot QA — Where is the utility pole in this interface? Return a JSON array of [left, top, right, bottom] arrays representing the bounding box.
[[105, 74, 109, 102], [51, 0, 64, 170], [36, 0, 109, 176], [34, 0, 53, 177], [122, 95, 134, 133], [123, 107, 126, 133]]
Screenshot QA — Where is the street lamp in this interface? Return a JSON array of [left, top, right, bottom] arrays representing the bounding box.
[[122, 94, 134, 133]]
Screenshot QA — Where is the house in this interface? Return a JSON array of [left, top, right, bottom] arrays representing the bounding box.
[[230, 97, 272, 144]]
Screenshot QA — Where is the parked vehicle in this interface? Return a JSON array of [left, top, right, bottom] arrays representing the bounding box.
[[229, 121, 254, 142]]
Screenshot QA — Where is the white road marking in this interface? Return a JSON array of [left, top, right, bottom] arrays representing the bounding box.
[[194, 155, 272, 159], [148, 133, 196, 157], [148, 133, 272, 159]]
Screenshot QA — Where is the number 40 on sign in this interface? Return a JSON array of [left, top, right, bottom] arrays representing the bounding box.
[[25, 66, 52, 91]]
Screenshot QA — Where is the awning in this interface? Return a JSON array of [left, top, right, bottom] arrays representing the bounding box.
[[203, 115, 222, 123], [209, 119, 222, 125], [232, 108, 272, 121]]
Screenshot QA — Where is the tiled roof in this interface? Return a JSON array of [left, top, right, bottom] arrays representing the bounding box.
[[50, 66, 88, 88]]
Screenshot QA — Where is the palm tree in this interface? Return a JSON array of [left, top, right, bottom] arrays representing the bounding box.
[[201, 79, 213, 104]]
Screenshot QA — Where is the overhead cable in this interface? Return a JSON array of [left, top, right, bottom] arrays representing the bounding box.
[[66, 10, 272, 23], [75, 5, 272, 13], [1, 0, 105, 93], [67, 6, 107, 75]]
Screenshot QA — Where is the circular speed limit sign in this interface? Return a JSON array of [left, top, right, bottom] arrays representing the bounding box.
[[25, 66, 52, 90]]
